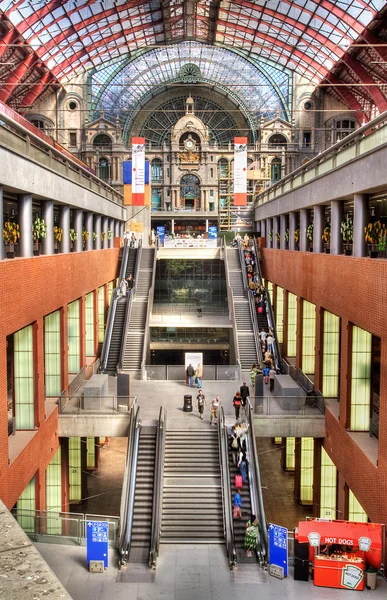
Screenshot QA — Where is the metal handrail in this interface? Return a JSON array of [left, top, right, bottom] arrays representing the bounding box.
[[237, 240, 263, 366], [149, 406, 164, 568], [118, 239, 143, 370], [246, 398, 268, 563], [141, 238, 158, 380], [118, 404, 141, 566], [222, 236, 241, 379], [119, 239, 130, 282], [219, 407, 237, 568]]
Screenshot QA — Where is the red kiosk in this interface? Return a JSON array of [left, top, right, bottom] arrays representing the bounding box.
[[295, 519, 383, 591]]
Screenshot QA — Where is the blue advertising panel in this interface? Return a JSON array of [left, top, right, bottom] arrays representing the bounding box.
[[123, 161, 150, 184], [86, 520, 109, 568], [208, 225, 218, 239], [269, 522, 288, 576], [156, 226, 165, 245]]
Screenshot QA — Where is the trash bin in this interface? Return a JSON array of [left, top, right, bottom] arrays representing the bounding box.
[[183, 395, 193, 412], [365, 567, 377, 590]]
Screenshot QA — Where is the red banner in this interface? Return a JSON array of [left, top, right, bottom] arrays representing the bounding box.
[[234, 136, 247, 206], [132, 136, 145, 206]]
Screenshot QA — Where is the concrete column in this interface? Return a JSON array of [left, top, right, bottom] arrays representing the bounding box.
[[353, 193, 368, 257], [273, 216, 279, 249], [19, 194, 33, 257], [94, 215, 101, 250], [260, 219, 266, 238], [114, 219, 120, 238], [0, 186, 3, 260], [266, 218, 272, 248], [300, 208, 310, 252], [102, 216, 108, 249], [108, 218, 114, 248], [331, 200, 343, 255], [280, 214, 288, 250], [85, 212, 93, 251], [59, 205, 70, 254], [42, 200, 54, 256], [171, 219, 175, 234], [313, 205, 324, 254], [120, 222, 124, 237], [74, 209, 83, 253], [289, 211, 297, 251], [205, 219, 209, 232]]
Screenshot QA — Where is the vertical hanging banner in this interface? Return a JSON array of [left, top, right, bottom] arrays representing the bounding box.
[[234, 136, 247, 206], [132, 137, 145, 206]]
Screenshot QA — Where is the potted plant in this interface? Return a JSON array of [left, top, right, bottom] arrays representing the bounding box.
[[341, 216, 353, 255], [284, 229, 290, 245], [322, 224, 330, 253], [306, 223, 314, 251], [275, 231, 280, 245], [54, 226, 63, 253], [92, 232, 98, 242], [82, 230, 89, 247], [268, 230, 273, 243], [69, 229, 78, 251], [32, 216, 47, 255], [364, 221, 384, 258], [294, 229, 300, 250], [3, 221, 20, 258], [101, 231, 106, 243], [107, 229, 113, 240]]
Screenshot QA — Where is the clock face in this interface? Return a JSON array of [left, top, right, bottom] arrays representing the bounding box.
[[185, 139, 194, 150]]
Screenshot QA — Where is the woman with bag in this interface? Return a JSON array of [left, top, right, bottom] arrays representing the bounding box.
[[243, 515, 259, 558], [231, 428, 239, 465], [233, 491, 242, 519], [233, 391, 242, 420], [238, 450, 248, 484]]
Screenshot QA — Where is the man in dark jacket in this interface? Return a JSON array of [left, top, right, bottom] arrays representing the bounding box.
[[186, 364, 195, 387], [240, 382, 250, 415]]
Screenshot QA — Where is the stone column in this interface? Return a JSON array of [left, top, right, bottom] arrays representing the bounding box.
[[205, 219, 209, 232], [289, 211, 297, 251], [59, 205, 70, 254], [120, 222, 124, 237], [94, 214, 101, 250], [102, 216, 108, 249], [114, 219, 120, 239], [280, 214, 288, 250], [0, 186, 3, 260], [171, 219, 175, 234], [42, 200, 54, 255], [273, 216, 279, 249], [19, 194, 33, 257], [266, 218, 272, 248], [74, 209, 83, 253], [331, 200, 343, 255], [108, 218, 114, 248], [300, 208, 310, 252], [85, 212, 93, 251], [313, 205, 324, 254], [260, 219, 266, 238], [353, 194, 368, 258]]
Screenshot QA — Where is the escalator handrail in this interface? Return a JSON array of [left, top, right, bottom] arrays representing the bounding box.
[[99, 287, 120, 373], [118, 239, 143, 370], [118, 402, 140, 563], [141, 238, 159, 380], [246, 398, 268, 560], [219, 407, 237, 567], [237, 239, 249, 293], [119, 238, 130, 282], [222, 236, 241, 379], [149, 405, 164, 568], [237, 240, 263, 366]]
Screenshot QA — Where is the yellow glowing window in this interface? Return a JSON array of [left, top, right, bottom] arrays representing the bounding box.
[[46, 446, 62, 534], [322, 311, 340, 398], [286, 437, 295, 471], [300, 437, 314, 505], [287, 293, 297, 357], [267, 281, 273, 303], [68, 300, 80, 374], [275, 286, 284, 344], [350, 326, 371, 431], [108, 280, 114, 306], [302, 301, 316, 374], [87, 437, 96, 469], [320, 448, 336, 519], [348, 490, 368, 523], [98, 286, 105, 343], [17, 476, 35, 533], [274, 437, 282, 445], [85, 292, 95, 357], [69, 437, 82, 503], [14, 325, 34, 430]]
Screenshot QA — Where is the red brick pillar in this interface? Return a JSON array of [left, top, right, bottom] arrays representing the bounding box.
[[34, 318, 46, 427], [315, 306, 323, 393], [79, 295, 86, 369], [296, 298, 303, 369], [61, 306, 69, 392], [313, 438, 323, 517], [294, 437, 301, 503], [341, 318, 351, 429]]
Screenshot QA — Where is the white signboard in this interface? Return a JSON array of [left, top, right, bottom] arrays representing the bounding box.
[[234, 136, 247, 205], [132, 137, 145, 195], [185, 353, 203, 371]]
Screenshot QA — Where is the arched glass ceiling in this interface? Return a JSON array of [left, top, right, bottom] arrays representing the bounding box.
[[0, 0, 383, 84], [92, 42, 291, 127]]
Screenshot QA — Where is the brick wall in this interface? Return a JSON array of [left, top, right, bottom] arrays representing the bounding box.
[[0, 248, 119, 509], [261, 249, 387, 526]]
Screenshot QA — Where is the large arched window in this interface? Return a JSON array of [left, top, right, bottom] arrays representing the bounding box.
[[268, 134, 287, 148], [271, 158, 282, 182], [180, 174, 200, 209], [99, 158, 109, 181], [93, 134, 112, 149], [218, 158, 229, 179], [151, 158, 163, 182]]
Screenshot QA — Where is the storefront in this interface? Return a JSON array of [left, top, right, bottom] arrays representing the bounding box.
[[295, 519, 383, 591]]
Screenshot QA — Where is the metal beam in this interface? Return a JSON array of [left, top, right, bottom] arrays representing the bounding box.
[[324, 72, 368, 123], [19, 72, 56, 108], [0, 53, 37, 103], [341, 54, 387, 113]]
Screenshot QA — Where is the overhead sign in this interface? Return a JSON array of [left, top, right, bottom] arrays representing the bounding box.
[[269, 523, 288, 576], [86, 520, 109, 568], [234, 136, 247, 206], [132, 137, 145, 205]]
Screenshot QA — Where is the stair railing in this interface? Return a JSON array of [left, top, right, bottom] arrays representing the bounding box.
[[118, 239, 143, 371], [246, 398, 268, 564], [141, 238, 159, 381], [119, 238, 130, 282], [118, 401, 141, 567], [237, 240, 263, 367], [222, 236, 242, 380], [149, 406, 164, 568], [253, 238, 283, 373], [218, 407, 237, 568]]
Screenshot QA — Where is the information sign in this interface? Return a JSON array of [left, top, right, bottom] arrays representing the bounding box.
[[269, 523, 288, 576], [86, 520, 109, 568]]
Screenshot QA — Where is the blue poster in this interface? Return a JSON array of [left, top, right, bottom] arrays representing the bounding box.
[[156, 226, 165, 245], [269, 522, 288, 576], [123, 161, 149, 184], [86, 520, 109, 568], [208, 225, 218, 239]]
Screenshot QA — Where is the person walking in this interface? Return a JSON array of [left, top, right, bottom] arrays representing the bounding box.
[[233, 490, 243, 519], [267, 333, 274, 354], [210, 396, 221, 425], [231, 428, 240, 466], [259, 328, 267, 343], [243, 515, 259, 558], [263, 365, 270, 385], [196, 390, 206, 420], [129, 232, 137, 248], [250, 363, 259, 388], [119, 278, 127, 297], [195, 362, 203, 389], [240, 381, 250, 416], [186, 363, 195, 387], [233, 391, 242, 421], [238, 450, 248, 484], [269, 367, 276, 392]]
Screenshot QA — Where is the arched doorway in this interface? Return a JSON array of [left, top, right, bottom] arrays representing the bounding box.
[[180, 174, 200, 210], [271, 158, 281, 183]]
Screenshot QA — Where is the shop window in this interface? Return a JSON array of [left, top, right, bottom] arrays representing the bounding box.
[[151, 158, 163, 182], [320, 448, 337, 519], [300, 437, 314, 505], [46, 447, 62, 534], [44, 311, 61, 397], [348, 490, 368, 523], [14, 325, 34, 430], [350, 326, 371, 431], [275, 286, 284, 344], [85, 293, 95, 356], [303, 131, 311, 147], [69, 437, 82, 503], [107, 281, 114, 307], [302, 300, 316, 374], [69, 131, 77, 146], [151, 188, 162, 210], [98, 286, 105, 343], [286, 437, 295, 471], [68, 300, 80, 374], [87, 437, 96, 470], [322, 311, 340, 398], [16, 476, 36, 533], [266, 281, 273, 304], [287, 293, 297, 357]]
